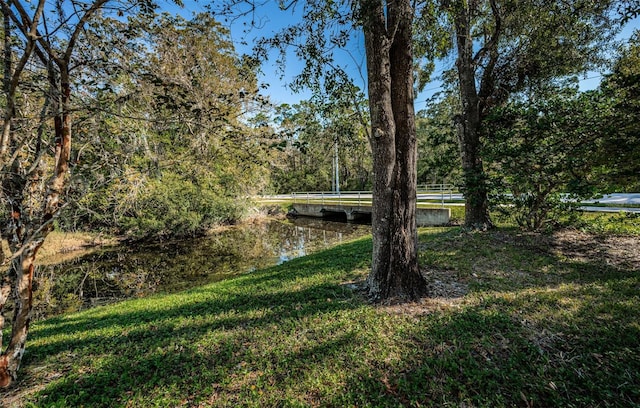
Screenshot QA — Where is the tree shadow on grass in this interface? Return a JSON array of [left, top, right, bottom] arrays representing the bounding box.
[[18, 238, 373, 406], [27, 301, 367, 407], [387, 228, 640, 406], [348, 298, 640, 407], [418, 227, 640, 293], [16, 229, 640, 407], [31, 236, 372, 338]]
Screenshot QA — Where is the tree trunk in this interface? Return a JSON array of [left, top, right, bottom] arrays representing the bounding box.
[[1, 8, 12, 159], [362, 0, 428, 301], [0, 0, 103, 387], [452, 1, 493, 230], [44, 72, 72, 222], [0, 246, 41, 388], [0, 66, 71, 389]]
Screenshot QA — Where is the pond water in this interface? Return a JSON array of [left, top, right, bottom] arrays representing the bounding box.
[[32, 218, 371, 320]]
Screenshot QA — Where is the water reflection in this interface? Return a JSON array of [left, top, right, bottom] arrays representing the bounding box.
[[33, 219, 370, 319], [276, 217, 366, 263]]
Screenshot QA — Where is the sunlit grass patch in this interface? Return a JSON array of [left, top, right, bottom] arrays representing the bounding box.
[[8, 227, 640, 407]]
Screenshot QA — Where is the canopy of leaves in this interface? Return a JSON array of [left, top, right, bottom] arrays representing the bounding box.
[[416, 95, 462, 185], [428, 0, 620, 109], [269, 92, 371, 193], [62, 12, 274, 237], [595, 30, 640, 190], [483, 74, 640, 230]]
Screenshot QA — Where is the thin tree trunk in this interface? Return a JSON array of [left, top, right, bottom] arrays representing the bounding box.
[[44, 72, 72, 222], [0, 0, 103, 387], [0, 245, 40, 388], [363, 0, 428, 301], [0, 64, 71, 389], [1, 7, 12, 158], [0, 274, 11, 356]]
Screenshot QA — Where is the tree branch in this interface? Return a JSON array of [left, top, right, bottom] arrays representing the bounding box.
[[0, 202, 68, 266], [472, 0, 500, 67]]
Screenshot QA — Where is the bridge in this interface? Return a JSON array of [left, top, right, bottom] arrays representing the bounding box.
[[288, 186, 454, 226], [290, 202, 450, 227], [280, 187, 640, 227]]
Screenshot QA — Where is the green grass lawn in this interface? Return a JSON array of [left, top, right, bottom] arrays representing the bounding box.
[[6, 217, 640, 407]]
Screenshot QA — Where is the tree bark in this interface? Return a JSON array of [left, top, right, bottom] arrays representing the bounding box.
[[1, 7, 12, 159], [0, 246, 41, 388], [362, 0, 428, 301], [0, 0, 104, 386], [451, 1, 493, 230], [0, 63, 71, 387]]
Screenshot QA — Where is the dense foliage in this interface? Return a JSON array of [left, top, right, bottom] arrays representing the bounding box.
[[416, 95, 462, 186], [59, 13, 274, 237], [597, 30, 640, 191], [427, 0, 621, 228], [483, 32, 640, 230], [484, 89, 605, 229], [269, 95, 371, 193], [2, 1, 636, 240]]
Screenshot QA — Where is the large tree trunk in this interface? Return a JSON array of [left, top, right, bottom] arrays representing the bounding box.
[[362, 0, 428, 301], [452, 1, 493, 230]]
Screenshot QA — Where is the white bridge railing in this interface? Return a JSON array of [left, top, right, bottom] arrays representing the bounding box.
[[291, 191, 370, 206], [292, 184, 458, 206]]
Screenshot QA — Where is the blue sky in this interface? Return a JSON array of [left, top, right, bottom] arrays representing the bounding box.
[[169, 1, 640, 108]]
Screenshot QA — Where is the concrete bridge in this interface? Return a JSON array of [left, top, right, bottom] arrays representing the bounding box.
[[290, 203, 450, 227]]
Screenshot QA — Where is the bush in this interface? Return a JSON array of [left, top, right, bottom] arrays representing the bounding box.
[[65, 170, 246, 238], [484, 90, 607, 231]]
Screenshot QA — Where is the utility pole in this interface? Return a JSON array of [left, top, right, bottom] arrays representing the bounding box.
[[334, 140, 340, 194]]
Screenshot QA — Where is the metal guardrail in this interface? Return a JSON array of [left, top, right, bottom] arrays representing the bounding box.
[[291, 191, 370, 206], [417, 183, 456, 193], [292, 184, 458, 206]]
